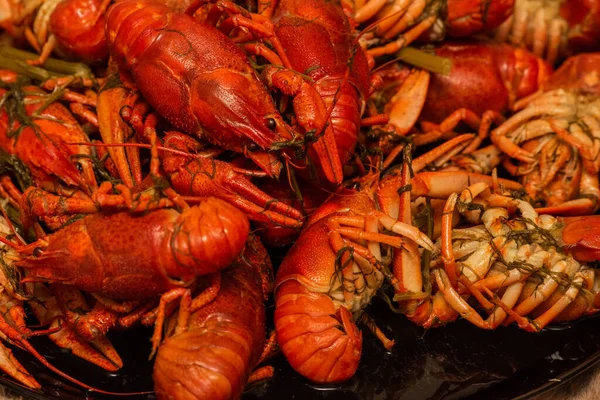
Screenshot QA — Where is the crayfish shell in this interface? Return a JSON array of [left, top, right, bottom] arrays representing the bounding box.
[[153, 236, 269, 400]]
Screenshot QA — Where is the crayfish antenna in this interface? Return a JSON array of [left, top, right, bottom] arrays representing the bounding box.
[[0, 204, 26, 247], [0, 312, 152, 396]]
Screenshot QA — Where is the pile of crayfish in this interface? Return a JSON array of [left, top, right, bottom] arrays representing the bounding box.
[[0, 0, 600, 398]]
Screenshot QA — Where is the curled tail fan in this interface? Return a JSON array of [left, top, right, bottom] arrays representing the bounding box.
[[561, 216, 600, 263], [274, 280, 362, 384], [154, 320, 254, 400]]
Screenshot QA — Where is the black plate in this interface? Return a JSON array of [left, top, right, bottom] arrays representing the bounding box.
[[2, 297, 600, 400]]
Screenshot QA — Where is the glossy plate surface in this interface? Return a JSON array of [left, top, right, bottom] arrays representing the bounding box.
[[2, 297, 600, 400]]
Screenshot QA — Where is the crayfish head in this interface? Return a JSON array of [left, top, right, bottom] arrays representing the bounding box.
[[560, 216, 600, 263], [191, 70, 293, 177], [168, 199, 250, 278]]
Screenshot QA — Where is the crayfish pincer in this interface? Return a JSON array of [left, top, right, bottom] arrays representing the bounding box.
[[105, 0, 294, 176], [261, 0, 375, 186], [17, 198, 249, 299]]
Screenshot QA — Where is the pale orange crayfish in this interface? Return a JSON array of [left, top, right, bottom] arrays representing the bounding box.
[[490, 52, 600, 215], [395, 163, 600, 331], [375, 154, 521, 328]]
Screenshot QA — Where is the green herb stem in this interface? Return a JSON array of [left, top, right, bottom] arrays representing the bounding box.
[[0, 45, 93, 79], [0, 56, 52, 81], [395, 47, 452, 75]]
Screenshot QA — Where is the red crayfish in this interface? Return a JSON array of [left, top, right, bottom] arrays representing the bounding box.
[[105, 0, 294, 177], [154, 234, 274, 399], [0, 0, 109, 64], [259, 0, 381, 185], [373, 41, 552, 149]]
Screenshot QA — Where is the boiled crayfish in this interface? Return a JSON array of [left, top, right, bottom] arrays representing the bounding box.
[[0, 0, 109, 64], [275, 171, 434, 383], [18, 199, 249, 299], [373, 41, 551, 148], [430, 180, 600, 330], [0, 70, 97, 193], [349, 0, 515, 57], [105, 0, 294, 177], [259, 0, 378, 185], [491, 53, 600, 215], [154, 234, 273, 400]]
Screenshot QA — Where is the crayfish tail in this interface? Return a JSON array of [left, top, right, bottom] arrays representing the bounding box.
[[274, 280, 362, 384], [560, 215, 600, 262], [154, 321, 253, 400], [153, 262, 267, 400]]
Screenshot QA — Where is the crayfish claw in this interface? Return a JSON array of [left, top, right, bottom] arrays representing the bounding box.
[[0, 341, 40, 389]]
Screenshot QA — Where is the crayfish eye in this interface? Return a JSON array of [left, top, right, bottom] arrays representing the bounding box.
[[75, 162, 83, 172], [246, 143, 259, 152], [33, 247, 44, 257], [266, 118, 277, 130], [349, 181, 361, 190]]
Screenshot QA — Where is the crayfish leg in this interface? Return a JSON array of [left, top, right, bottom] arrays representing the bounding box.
[[382, 68, 430, 137], [366, 15, 437, 57], [247, 365, 274, 385], [150, 274, 221, 359], [356, 311, 394, 350], [28, 284, 123, 371], [26, 34, 56, 66], [97, 82, 139, 188]]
